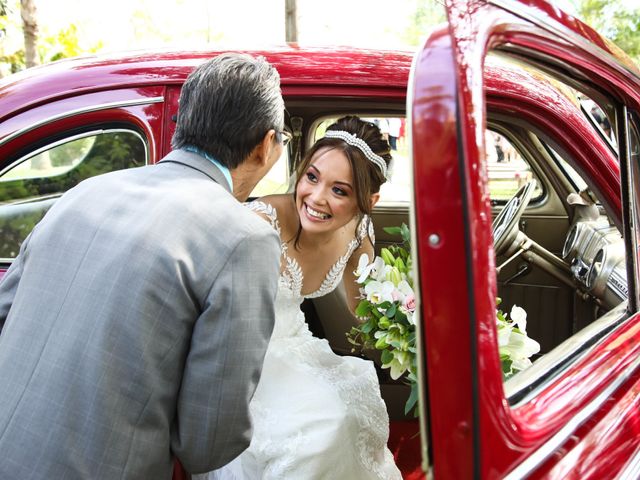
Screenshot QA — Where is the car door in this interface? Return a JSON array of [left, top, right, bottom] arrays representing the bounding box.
[[0, 88, 164, 278], [410, 0, 640, 478]]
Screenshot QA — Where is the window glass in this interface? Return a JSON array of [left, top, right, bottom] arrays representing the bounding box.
[[580, 97, 618, 152], [486, 131, 542, 201], [249, 145, 290, 197], [628, 111, 640, 308], [484, 53, 628, 400], [0, 130, 147, 259], [314, 116, 411, 204]]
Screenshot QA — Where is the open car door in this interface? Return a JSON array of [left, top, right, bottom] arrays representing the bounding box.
[[411, 0, 640, 478]]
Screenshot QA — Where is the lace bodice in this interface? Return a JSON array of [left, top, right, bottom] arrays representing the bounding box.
[[247, 200, 373, 300]]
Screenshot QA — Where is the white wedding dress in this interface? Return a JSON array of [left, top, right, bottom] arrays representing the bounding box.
[[199, 201, 401, 480]]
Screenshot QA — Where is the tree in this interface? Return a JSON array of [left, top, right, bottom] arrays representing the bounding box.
[[20, 0, 37, 67], [572, 0, 640, 64], [285, 0, 297, 43], [402, 0, 446, 47]]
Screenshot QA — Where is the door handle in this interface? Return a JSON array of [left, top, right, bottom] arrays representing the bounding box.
[[504, 263, 531, 285]]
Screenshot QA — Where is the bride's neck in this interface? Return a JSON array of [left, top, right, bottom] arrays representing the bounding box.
[[296, 228, 334, 250]]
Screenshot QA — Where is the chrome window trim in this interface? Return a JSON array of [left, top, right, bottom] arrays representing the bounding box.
[[504, 344, 640, 480], [0, 128, 149, 178], [0, 96, 164, 149]]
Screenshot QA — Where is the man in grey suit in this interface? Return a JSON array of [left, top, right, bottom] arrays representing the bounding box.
[[0, 53, 286, 479]]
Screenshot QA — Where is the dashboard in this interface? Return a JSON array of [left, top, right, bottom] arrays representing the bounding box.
[[562, 217, 627, 309]]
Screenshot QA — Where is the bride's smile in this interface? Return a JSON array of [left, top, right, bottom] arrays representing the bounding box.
[[296, 147, 359, 235]]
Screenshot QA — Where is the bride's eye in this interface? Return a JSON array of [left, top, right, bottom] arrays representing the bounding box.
[[332, 186, 347, 196], [306, 172, 318, 182]]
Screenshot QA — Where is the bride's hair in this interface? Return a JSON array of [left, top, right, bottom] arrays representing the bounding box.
[[291, 116, 392, 248]]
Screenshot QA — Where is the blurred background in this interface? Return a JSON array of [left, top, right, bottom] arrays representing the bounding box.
[[0, 0, 638, 79]]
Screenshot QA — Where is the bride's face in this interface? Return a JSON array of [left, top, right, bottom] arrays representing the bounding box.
[[296, 147, 360, 235]]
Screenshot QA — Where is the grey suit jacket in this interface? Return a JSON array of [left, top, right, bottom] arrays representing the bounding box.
[[0, 149, 280, 479]]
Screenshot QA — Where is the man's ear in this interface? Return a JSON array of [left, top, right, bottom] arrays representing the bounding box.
[[370, 192, 381, 210], [254, 129, 278, 167]]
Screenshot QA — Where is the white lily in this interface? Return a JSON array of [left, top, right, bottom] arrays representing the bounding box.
[[496, 321, 513, 348], [355, 253, 373, 283], [507, 329, 541, 359], [510, 305, 528, 333]]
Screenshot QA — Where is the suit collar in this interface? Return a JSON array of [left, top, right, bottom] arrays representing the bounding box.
[[158, 149, 233, 194]]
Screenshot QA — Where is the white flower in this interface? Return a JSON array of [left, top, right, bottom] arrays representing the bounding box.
[[496, 321, 512, 348], [364, 280, 395, 304], [377, 264, 393, 282], [510, 305, 528, 333], [507, 330, 540, 359], [398, 280, 413, 297], [384, 350, 411, 380], [355, 253, 373, 283], [511, 357, 533, 371]]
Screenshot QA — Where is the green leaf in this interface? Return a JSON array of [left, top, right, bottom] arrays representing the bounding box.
[[381, 349, 394, 364], [404, 382, 419, 415], [361, 320, 375, 334], [355, 300, 370, 317], [401, 223, 411, 243], [375, 335, 389, 350], [394, 310, 408, 325], [501, 358, 513, 375], [383, 226, 402, 235], [385, 303, 397, 318]]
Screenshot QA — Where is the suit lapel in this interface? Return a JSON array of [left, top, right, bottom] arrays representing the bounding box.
[[158, 149, 233, 194]]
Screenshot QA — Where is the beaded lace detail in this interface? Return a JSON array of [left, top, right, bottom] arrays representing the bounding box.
[[246, 200, 372, 299]]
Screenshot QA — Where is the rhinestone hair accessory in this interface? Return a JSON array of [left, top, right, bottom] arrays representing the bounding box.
[[324, 130, 388, 179]]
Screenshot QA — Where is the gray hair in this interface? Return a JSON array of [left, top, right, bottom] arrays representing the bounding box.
[[171, 53, 285, 169]]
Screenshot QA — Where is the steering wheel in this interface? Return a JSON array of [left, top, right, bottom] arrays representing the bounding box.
[[492, 179, 537, 256]]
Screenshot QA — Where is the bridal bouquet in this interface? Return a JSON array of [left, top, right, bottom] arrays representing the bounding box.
[[348, 223, 541, 417], [347, 224, 419, 415]]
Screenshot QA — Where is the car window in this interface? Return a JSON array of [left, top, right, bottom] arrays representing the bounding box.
[[0, 129, 147, 259], [484, 56, 630, 401], [249, 144, 290, 197], [313, 116, 411, 205], [580, 97, 618, 154], [486, 130, 543, 202]]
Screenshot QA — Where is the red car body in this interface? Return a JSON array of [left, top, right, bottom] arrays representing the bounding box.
[[1, 0, 640, 478]]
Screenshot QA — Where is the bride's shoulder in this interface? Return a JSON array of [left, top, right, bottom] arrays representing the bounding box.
[[245, 194, 296, 234]]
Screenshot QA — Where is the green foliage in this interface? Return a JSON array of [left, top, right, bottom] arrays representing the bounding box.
[[573, 0, 640, 64], [40, 24, 102, 63], [0, 1, 103, 76], [402, 0, 447, 47]]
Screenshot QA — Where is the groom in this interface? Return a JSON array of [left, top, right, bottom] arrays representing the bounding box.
[[0, 53, 284, 479]]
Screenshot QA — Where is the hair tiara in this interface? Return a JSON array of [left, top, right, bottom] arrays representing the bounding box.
[[323, 130, 388, 179]]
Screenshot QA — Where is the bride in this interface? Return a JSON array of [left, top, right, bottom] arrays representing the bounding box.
[[201, 116, 401, 479]]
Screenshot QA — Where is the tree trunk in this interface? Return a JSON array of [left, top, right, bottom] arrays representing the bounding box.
[[285, 0, 298, 43], [21, 0, 39, 68]]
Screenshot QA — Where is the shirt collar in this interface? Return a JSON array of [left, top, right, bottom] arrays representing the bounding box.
[[182, 145, 233, 190]]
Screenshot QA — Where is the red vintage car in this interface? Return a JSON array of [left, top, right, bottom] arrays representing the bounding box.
[[1, 0, 640, 477]]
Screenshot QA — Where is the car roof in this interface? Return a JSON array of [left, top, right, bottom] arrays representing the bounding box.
[[0, 46, 414, 123]]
